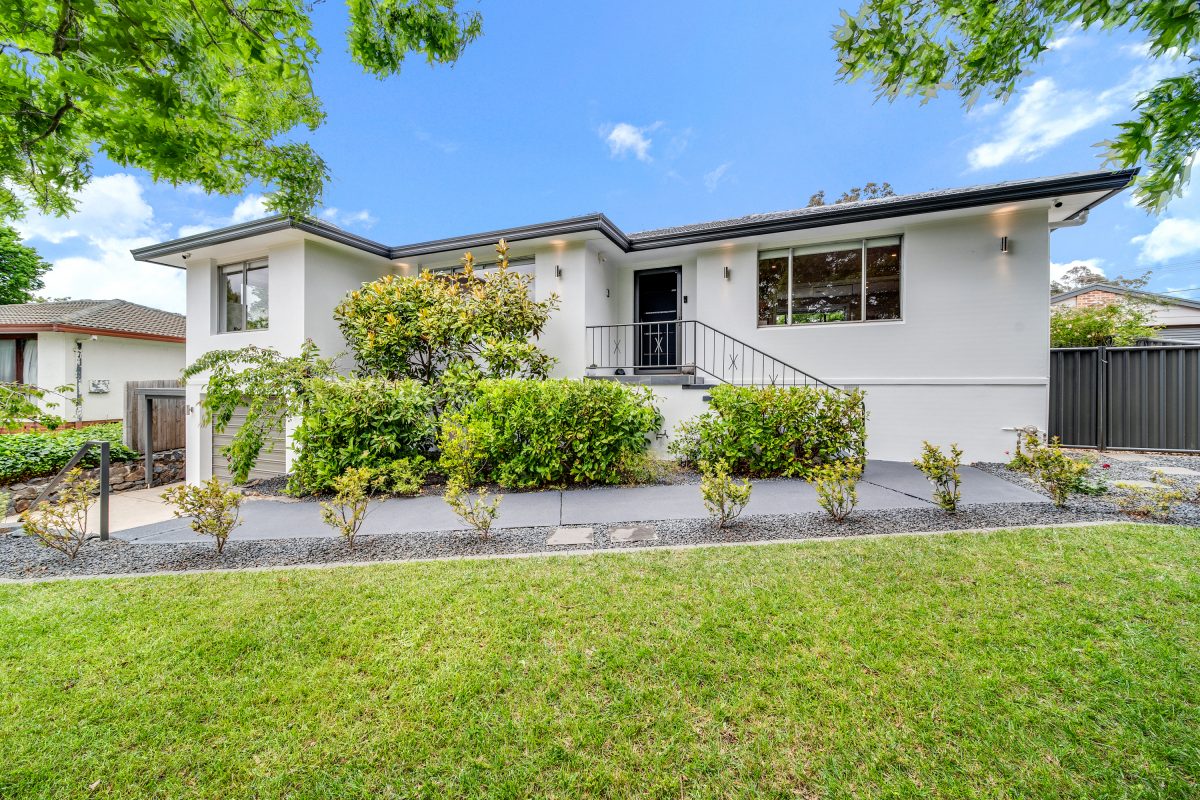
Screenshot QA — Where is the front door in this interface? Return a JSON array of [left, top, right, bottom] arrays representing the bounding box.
[[634, 267, 681, 371]]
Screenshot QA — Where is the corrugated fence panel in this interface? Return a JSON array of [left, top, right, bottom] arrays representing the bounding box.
[[123, 379, 186, 453], [1106, 347, 1200, 452], [1049, 349, 1099, 447]]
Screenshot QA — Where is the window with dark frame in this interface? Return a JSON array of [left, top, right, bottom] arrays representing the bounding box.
[[0, 337, 37, 384], [218, 259, 269, 332], [758, 237, 901, 326]]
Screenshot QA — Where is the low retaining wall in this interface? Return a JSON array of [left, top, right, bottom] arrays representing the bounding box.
[[2, 449, 185, 514]]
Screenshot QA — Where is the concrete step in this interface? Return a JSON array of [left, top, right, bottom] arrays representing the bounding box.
[[587, 373, 705, 386]]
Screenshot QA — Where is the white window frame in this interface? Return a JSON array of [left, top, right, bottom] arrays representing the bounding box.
[[217, 258, 269, 333], [757, 236, 903, 327]]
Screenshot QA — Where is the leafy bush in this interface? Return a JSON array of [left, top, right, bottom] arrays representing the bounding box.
[[334, 241, 559, 394], [438, 379, 663, 489], [289, 377, 437, 495], [366, 456, 431, 496], [0, 423, 136, 484], [1114, 473, 1186, 521], [320, 467, 373, 550], [184, 340, 336, 484], [669, 385, 867, 478], [810, 460, 862, 522], [1027, 438, 1100, 507], [163, 478, 243, 553], [20, 468, 96, 560], [1050, 303, 1161, 347], [444, 476, 501, 540], [914, 442, 962, 513], [699, 460, 752, 528]]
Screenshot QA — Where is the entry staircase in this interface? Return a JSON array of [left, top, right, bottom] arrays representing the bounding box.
[[584, 321, 837, 390]]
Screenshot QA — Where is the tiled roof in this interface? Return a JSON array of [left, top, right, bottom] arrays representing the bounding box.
[[0, 299, 185, 340]]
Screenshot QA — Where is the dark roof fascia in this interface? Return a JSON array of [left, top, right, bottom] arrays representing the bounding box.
[[627, 169, 1140, 250], [131, 216, 392, 264], [132, 169, 1137, 265], [1051, 282, 1200, 310], [388, 214, 629, 259]]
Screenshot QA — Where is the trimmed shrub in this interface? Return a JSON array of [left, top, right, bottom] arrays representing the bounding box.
[[289, 378, 437, 495], [914, 441, 962, 513], [20, 467, 96, 560], [438, 379, 663, 489], [162, 477, 243, 553], [320, 467, 373, 549], [366, 456, 431, 496], [669, 385, 867, 478], [699, 459, 752, 528], [0, 423, 136, 484], [810, 460, 861, 522], [444, 476, 501, 539]]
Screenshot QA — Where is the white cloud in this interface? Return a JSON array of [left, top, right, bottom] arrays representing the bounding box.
[[1132, 218, 1200, 263], [603, 122, 661, 162], [38, 236, 186, 313], [1051, 258, 1106, 284], [703, 162, 732, 193], [16, 174, 158, 245], [967, 61, 1178, 170], [320, 207, 377, 229], [13, 174, 184, 311], [230, 194, 270, 224]]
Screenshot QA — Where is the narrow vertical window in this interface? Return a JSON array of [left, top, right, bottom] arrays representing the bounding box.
[[757, 250, 790, 326], [219, 259, 269, 332]]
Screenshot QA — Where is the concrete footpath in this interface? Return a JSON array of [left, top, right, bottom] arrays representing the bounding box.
[[115, 461, 1045, 545]]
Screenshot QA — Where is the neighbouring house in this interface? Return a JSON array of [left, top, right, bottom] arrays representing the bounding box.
[[1051, 283, 1200, 342], [0, 300, 185, 424], [133, 169, 1135, 483]]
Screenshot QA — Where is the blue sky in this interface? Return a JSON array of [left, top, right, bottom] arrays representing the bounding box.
[[15, 1, 1200, 313]]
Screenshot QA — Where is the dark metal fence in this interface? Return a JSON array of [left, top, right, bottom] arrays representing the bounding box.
[[585, 320, 836, 389], [1049, 345, 1200, 452]]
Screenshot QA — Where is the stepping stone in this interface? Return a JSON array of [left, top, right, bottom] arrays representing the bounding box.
[[610, 525, 658, 543], [1149, 466, 1200, 477], [1114, 480, 1158, 489], [546, 527, 594, 546]]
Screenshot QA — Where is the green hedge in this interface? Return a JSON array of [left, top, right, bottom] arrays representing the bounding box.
[[669, 385, 867, 478], [439, 379, 663, 489], [289, 378, 437, 494], [0, 423, 138, 484]]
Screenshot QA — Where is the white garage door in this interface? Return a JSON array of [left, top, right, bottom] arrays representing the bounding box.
[[212, 408, 287, 482]]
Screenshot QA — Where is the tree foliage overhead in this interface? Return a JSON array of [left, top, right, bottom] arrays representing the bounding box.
[[832, 1, 1200, 211], [334, 241, 560, 397], [0, 0, 482, 220], [1051, 264, 1152, 295], [0, 225, 50, 304], [807, 182, 896, 207]]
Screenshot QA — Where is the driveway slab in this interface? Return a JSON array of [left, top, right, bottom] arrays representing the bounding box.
[[116, 459, 1046, 544]]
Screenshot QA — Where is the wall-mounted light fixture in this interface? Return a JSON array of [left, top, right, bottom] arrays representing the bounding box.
[[555, 264, 562, 278], [1000, 236, 1010, 254], [723, 265, 731, 280]]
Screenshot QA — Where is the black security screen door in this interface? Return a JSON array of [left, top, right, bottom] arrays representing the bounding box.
[[635, 267, 681, 370]]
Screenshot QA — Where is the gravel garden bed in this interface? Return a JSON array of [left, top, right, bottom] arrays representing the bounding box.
[[0, 500, 1132, 581]]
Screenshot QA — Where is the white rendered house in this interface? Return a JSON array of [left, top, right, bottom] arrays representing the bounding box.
[[0, 300, 185, 423], [132, 169, 1136, 483]]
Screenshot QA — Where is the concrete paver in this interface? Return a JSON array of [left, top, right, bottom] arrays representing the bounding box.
[[610, 526, 658, 543], [546, 527, 595, 546]]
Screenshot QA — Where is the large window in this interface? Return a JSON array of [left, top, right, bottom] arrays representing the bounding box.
[[0, 338, 37, 384], [219, 259, 269, 332], [758, 237, 901, 326]]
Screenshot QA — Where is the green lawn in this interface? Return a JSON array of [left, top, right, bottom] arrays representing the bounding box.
[[2, 525, 1198, 799]]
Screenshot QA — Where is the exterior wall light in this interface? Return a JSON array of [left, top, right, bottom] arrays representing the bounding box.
[[723, 265, 731, 280], [555, 264, 562, 278], [1000, 236, 1009, 254]]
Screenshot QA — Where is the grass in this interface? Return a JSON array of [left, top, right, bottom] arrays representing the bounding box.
[[1, 523, 1198, 798]]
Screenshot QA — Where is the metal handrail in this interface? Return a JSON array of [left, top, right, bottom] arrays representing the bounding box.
[[585, 320, 840, 390], [26, 439, 110, 540]]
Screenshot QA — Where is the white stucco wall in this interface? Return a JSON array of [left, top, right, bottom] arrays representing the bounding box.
[[33, 332, 184, 422], [181, 236, 392, 482], [681, 209, 1050, 461]]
